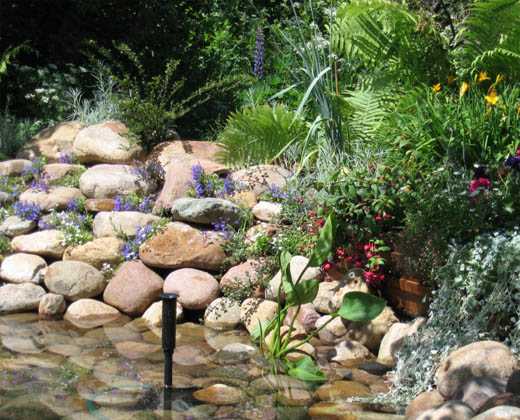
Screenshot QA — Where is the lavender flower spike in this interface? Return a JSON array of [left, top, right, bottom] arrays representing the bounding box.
[[253, 26, 265, 79]]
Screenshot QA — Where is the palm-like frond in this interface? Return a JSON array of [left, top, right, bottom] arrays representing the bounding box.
[[455, 0, 520, 78], [331, 0, 450, 86]]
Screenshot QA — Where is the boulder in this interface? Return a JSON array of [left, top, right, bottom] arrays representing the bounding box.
[[38, 293, 66, 319], [85, 198, 115, 212], [42, 163, 84, 181], [240, 298, 278, 334], [63, 237, 124, 268], [153, 155, 227, 212], [229, 190, 257, 209], [435, 341, 518, 400], [103, 260, 163, 316], [204, 297, 241, 331], [284, 303, 320, 333], [245, 223, 279, 244], [73, 120, 142, 164], [92, 211, 160, 238], [171, 197, 242, 225], [266, 255, 321, 301], [163, 268, 219, 310], [19, 186, 83, 211], [64, 298, 122, 329], [416, 401, 474, 420], [44, 261, 106, 301], [316, 306, 398, 351], [193, 384, 245, 405], [378, 318, 425, 366], [252, 201, 282, 222], [11, 230, 66, 258], [142, 301, 183, 328], [473, 406, 520, 420], [405, 390, 445, 420], [229, 165, 291, 196], [0, 283, 46, 314], [462, 377, 507, 412], [0, 253, 47, 284], [331, 340, 374, 366], [139, 222, 226, 271], [151, 140, 223, 170], [0, 159, 33, 176], [0, 215, 36, 237], [0, 191, 10, 204], [79, 164, 152, 199], [19, 121, 82, 161], [220, 259, 262, 296]]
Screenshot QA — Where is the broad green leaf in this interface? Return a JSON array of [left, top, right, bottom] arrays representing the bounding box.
[[338, 292, 386, 322], [250, 319, 271, 342], [280, 251, 293, 285], [309, 214, 335, 266], [284, 279, 320, 307], [287, 356, 326, 383]]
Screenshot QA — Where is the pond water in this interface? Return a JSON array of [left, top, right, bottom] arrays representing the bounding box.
[[0, 313, 403, 419]]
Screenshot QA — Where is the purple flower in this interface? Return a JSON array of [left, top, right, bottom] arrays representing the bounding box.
[[13, 201, 42, 222], [192, 164, 206, 198], [222, 177, 235, 196], [122, 224, 154, 261], [268, 184, 288, 200], [30, 179, 49, 193], [253, 27, 265, 79], [66, 198, 80, 212], [58, 153, 73, 164], [38, 219, 54, 230], [505, 155, 520, 170], [212, 218, 232, 240], [138, 195, 154, 212]]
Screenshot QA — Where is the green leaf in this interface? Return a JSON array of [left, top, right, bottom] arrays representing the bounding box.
[[280, 250, 293, 285], [309, 214, 335, 266], [337, 292, 386, 322], [250, 319, 271, 342], [284, 279, 320, 307], [287, 356, 326, 383]]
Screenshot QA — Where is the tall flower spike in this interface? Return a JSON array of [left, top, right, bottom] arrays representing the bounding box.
[[253, 27, 265, 79]]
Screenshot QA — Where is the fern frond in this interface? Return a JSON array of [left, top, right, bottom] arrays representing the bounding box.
[[456, 0, 520, 77]]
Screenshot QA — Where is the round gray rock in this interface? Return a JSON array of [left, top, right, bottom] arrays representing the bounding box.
[[0, 253, 47, 284], [79, 164, 152, 199], [204, 297, 241, 331], [0, 283, 46, 314], [38, 293, 66, 319], [163, 268, 219, 310], [93, 211, 161, 238], [11, 229, 66, 258], [44, 261, 106, 301], [171, 197, 241, 225], [435, 341, 518, 400], [0, 215, 36, 237]]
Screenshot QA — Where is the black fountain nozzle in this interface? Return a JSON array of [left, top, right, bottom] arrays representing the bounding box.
[[161, 292, 178, 391]]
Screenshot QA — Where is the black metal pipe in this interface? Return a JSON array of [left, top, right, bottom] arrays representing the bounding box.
[[161, 293, 177, 390]]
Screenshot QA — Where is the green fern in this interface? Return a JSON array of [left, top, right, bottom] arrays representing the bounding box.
[[454, 0, 520, 78], [331, 0, 450, 86], [217, 104, 308, 167], [0, 44, 28, 80]]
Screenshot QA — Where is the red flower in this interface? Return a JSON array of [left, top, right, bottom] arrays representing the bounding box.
[[363, 270, 385, 286], [321, 261, 333, 272], [469, 177, 491, 193], [315, 218, 325, 228], [516, 148, 520, 157], [335, 247, 346, 259], [374, 214, 383, 222]]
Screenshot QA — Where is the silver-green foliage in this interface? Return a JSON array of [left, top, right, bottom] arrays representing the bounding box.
[[381, 229, 520, 410], [67, 70, 120, 125], [217, 104, 307, 167]]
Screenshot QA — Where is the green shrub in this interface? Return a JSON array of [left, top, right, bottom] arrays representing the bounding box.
[[387, 82, 520, 169], [218, 104, 307, 167], [0, 109, 40, 158]]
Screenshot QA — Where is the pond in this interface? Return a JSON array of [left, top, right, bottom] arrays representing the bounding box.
[[0, 313, 404, 419]]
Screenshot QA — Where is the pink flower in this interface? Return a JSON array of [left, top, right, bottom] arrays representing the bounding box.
[[335, 247, 346, 259], [363, 270, 385, 286], [469, 177, 491, 193], [321, 261, 333, 272], [516, 148, 520, 157]]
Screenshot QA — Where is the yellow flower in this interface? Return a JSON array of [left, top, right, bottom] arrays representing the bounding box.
[[432, 83, 442, 93], [447, 75, 456, 85], [485, 88, 499, 106], [459, 82, 470, 97], [478, 71, 490, 83]]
